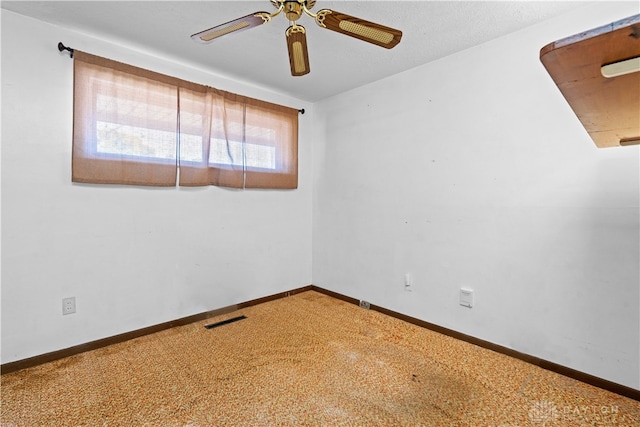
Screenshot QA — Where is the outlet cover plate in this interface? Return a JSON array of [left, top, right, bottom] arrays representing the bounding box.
[[62, 297, 76, 315], [359, 300, 371, 310]]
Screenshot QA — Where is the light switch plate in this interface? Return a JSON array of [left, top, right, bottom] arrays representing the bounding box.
[[460, 288, 473, 308]]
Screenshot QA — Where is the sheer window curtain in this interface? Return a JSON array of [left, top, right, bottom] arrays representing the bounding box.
[[72, 51, 298, 189], [178, 88, 298, 189], [73, 51, 186, 186], [178, 88, 247, 188], [243, 98, 298, 189]]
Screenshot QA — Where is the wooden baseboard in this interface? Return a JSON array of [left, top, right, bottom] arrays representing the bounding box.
[[0, 285, 313, 375], [2, 283, 638, 402], [308, 286, 640, 402]]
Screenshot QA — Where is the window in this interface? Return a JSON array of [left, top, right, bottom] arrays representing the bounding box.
[[72, 51, 298, 189]]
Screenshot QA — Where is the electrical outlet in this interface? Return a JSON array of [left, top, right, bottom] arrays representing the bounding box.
[[359, 300, 371, 310], [62, 297, 76, 315]]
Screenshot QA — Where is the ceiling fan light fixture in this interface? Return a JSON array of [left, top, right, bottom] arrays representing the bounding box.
[[284, 1, 303, 21]]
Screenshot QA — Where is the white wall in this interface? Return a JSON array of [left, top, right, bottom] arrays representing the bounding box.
[[312, 2, 640, 389], [3, 2, 639, 393], [1, 10, 313, 364]]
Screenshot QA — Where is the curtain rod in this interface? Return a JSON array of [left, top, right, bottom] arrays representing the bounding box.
[[57, 42, 305, 114]]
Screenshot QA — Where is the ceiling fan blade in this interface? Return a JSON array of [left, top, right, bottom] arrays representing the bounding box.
[[315, 9, 402, 49], [191, 12, 271, 43], [286, 25, 310, 76]]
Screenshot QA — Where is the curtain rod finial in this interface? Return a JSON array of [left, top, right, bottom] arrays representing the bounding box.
[[298, 108, 305, 114], [58, 42, 74, 58]]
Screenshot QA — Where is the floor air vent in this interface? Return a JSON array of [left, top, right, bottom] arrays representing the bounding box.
[[204, 315, 247, 330]]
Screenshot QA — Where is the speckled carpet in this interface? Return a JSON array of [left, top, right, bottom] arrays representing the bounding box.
[[1, 291, 639, 426]]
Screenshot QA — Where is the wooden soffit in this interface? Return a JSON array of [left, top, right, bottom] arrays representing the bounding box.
[[540, 15, 640, 148]]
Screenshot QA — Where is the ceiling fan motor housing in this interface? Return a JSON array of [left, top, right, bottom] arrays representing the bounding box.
[[272, 0, 316, 12], [284, 1, 303, 21]]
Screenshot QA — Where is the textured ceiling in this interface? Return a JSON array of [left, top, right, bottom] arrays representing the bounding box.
[[2, 1, 599, 102]]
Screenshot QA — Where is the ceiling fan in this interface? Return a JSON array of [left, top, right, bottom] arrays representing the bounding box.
[[191, 0, 403, 76]]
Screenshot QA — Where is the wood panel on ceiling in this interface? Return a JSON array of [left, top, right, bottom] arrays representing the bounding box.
[[540, 14, 640, 148]]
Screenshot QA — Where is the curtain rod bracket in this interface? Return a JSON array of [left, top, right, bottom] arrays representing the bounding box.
[[58, 42, 74, 58]]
